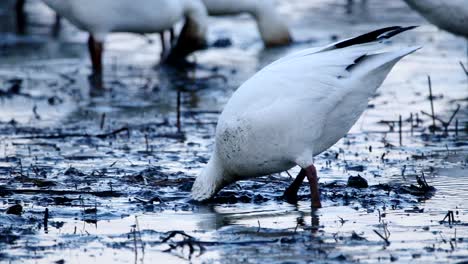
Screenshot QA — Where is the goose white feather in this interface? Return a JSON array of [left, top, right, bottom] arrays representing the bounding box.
[[41, 0, 209, 73], [41, 0, 208, 42], [191, 27, 420, 202], [201, 0, 291, 46], [403, 0, 468, 37]]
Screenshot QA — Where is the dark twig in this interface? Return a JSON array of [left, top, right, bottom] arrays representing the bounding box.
[[161, 231, 194, 243], [460, 61, 468, 76], [0, 188, 122, 197], [427, 76, 436, 132], [421, 104, 460, 135], [410, 113, 414, 136], [15, 127, 129, 140], [441, 210, 456, 225], [177, 90, 181, 133], [44, 208, 49, 233], [373, 222, 391, 246], [398, 115, 402, 146], [100, 113, 106, 130]]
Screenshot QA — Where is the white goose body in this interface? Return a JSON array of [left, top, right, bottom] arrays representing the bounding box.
[[41, 0, 207, 42], [41, 0, 208, 75], [192, 27, 419, 201], [201, 0, 291, 46], [403, 0, 468, 37]]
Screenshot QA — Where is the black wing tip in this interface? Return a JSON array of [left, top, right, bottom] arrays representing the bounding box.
[[378, 25, 418, 39], [334, 26, 418, 49]]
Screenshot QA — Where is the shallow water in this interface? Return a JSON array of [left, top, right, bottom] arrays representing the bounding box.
[[0, 0, 467, 263]]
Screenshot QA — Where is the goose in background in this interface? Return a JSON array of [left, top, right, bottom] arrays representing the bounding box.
[[191, 26, 419, 207], [346, 0, 368, 14], [0, 0, 61, 36], [201, 0, 292, 47], [0, 0, 24, 34], [402, 0, 468, 38], [41, 0, 209, 76]]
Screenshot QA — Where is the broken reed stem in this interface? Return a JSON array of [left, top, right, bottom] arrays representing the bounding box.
[[17, 127, 129, 140], [133, 227, 138, 264], [135, 216, 145, 254], [373, 222, 391, 246], [398, 115, 402, 146], [441, 210, 455, 225], [427, 76, 436, 133], [421, 104, 460, 135], [446, 104, 461, 129], [460, 61, 468, 76], [177, 90, 181, 133], [410, 113, 414, 136], [145, 134, 149, 153], [100, 113, 106, 130], [44, 208, 49, 233], [0, 188, 122, 197]]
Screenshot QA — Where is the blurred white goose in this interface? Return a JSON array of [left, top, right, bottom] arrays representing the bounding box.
[[402, 0, 468, 38], [0, 0, 23, 33], [41, 0, 209, 74], [8, 0, 61, 36], [192, 26, 419, 207], [202, 0, 292, 46]]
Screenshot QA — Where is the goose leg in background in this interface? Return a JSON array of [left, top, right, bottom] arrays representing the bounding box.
[[160, 31, 168, 60], [51, 14, 61, 38], [15, 0, 26, 34], [169, 28, 175, 47], [283, 165, 322, 208], [88, 35, 103, 75], [87, 35, 104, 89], [159, 28, 176, 62], [346, 0, 353, 14], [160, 32, 166, 57]]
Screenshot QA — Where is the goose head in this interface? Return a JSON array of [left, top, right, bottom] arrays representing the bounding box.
[[201, 0, 292, 46], [166, 0, 208, 63], [191, 150, 231, 201]]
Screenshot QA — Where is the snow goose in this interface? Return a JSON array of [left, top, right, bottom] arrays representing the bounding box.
[[191, 26, 420, 207], [201, 0, 292, 46], [41, 0, 209, 74], [10, 0, 61, 36], [402, 0, 468, 38], [0, 0, 23, 34]]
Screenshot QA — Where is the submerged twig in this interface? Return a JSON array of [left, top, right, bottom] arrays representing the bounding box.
[[460, 61, 468, 76], [177, 90, 181, 133], [441, 210, 456, 225], [421, 104, 460, 135], [427, 76, 436, 132], [0, 188, 122, 197], [398, 115, 402, 146], [100, 113, 106, 130], [16, 127, 129, 140], [373, 222, 391, 246]]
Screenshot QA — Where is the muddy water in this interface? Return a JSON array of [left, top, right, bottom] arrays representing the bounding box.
[[0, 0, 467, 263]]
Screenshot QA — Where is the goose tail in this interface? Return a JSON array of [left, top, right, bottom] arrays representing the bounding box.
[[331, 26, 418, 49], [347, 45, 421, 93]]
